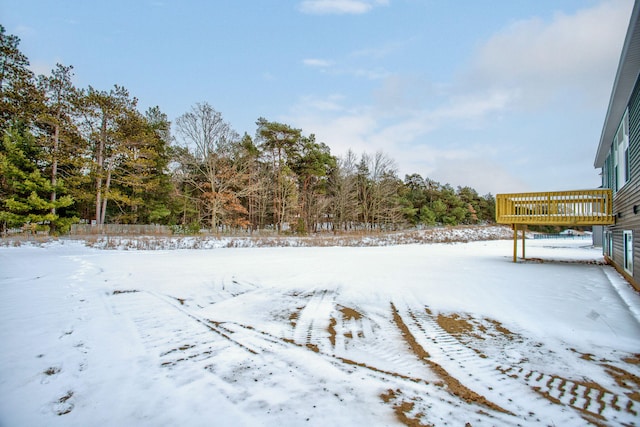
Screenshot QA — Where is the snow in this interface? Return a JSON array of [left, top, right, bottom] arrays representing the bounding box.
[[1, 230, 639, 426]]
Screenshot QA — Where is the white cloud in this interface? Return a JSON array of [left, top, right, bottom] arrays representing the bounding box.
[[285, 88, 517, 193], [303, 57, 389, 80], [428, 157, 531, 195], [298, 0, 388, 15], [467, 0, 633, 108], [432, 90, 513, 123], [297, 94, 346, 112], [302, 58, 334, 68], [289, 0, 633, 193], [351, 38, 413, 60]]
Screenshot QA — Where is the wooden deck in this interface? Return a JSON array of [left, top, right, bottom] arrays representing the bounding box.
[[496, 190, 614, 226], [495, 189, 614, 262]]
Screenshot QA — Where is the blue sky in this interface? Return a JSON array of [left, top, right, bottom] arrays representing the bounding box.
[[1, 0, 634, 195]]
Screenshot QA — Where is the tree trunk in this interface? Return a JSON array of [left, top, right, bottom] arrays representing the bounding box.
[[100, 166, 111, 225], [95, 113, 107, 225], [50, 122, 59, 216]]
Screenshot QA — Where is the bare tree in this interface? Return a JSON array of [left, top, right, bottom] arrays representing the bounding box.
[[175, 102, 247, 230], [356, 151, 402, 230], [330, 150, 359, 232]]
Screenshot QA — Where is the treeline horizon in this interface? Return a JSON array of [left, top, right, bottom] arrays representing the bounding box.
[[0, 25, 496, 235]]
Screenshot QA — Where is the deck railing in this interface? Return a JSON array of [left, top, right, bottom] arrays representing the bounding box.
[[496, 189, 614, 226]]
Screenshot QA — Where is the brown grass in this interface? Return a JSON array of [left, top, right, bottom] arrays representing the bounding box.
[[3, 225, 513, 250]]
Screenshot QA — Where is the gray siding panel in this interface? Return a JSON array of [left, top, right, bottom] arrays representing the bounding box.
[[629, 74, 640, 181], [610, 74, 640, 286]]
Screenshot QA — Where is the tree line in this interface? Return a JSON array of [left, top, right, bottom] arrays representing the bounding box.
[[0, 26, 495, 235]]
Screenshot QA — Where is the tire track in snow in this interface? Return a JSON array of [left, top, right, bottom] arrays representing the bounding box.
[[111, 289, 439, 424], [291, 289, 335, 352], [394, 300, 639, 426], [290, 292, 439, 384], [333, 306, 441, 384], [143, 290, 528, 426], [392, 300, 586, 425], [496, 365, 638, 424], [111, 287, 637, 426]]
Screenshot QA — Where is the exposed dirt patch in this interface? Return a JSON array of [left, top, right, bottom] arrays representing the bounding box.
[[436, 313, 476, 337], [338, 305, 362, 321], [306, 343, 320, 353], [391, 305, 430, 360], [288, 306, 304, 327], [328, 317, 337, 347], [623, 354, 640, 365], [437, 313, 516, 342], [486, 318, 514, 337], [112, 289, 139, 295], [380, 389, 433, 427]]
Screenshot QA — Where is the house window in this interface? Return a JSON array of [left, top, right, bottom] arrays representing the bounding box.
[[623, 230, 633, 275], [609, 231, 614, 258], [604, 230, 613, 257], [614, 109, 630, 192]]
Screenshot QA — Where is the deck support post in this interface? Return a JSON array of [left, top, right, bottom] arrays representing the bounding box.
[[521, 225, 526, 260], [513, 224, 518, 262]]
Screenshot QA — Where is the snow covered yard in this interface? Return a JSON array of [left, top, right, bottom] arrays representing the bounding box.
[[1, 233, 639, 426]]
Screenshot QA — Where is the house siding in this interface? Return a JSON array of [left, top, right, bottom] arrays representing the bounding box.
[[608, 180, 640, 282], [607, 74, 640, 290], [629, 73, 640, 181]]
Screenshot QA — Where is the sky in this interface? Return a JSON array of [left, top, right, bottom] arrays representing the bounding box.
[[1, 0, 635, 195]]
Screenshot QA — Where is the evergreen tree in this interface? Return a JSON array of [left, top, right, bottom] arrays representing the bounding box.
[[76, 85, 137, 225], [255, 118, 302, 231], [142, 106, 175, 223], [0, 25, 43, 131], [36, 64, 80, 231], [106, 107, 174, 224], [289, 134, 336, 233], [0, 127, 74, 234]]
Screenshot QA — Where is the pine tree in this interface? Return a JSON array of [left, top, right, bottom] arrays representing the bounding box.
[[0, 25, 43, 132], [0, 127, 74, 234], [255, 118, 302, 232], [76, 85, 137, 225], [289, 134, 336, 233], [36, 64, 80, 232]]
